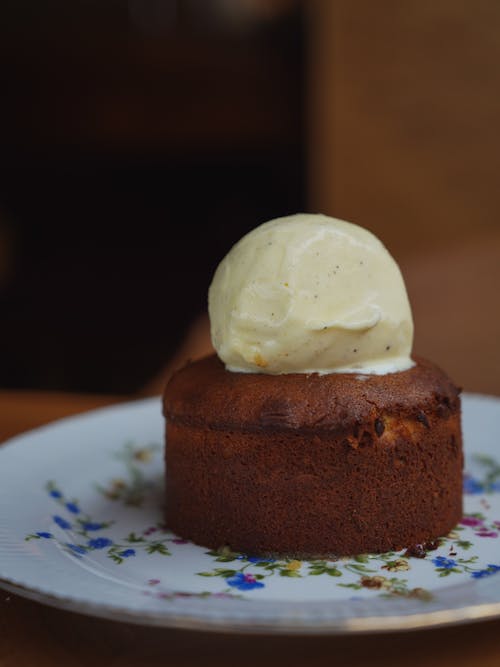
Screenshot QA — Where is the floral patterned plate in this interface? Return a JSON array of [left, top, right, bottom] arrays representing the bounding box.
[[1, 393, 500, 635]]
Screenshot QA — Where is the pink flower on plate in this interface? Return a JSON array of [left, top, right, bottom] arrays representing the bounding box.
[[172, 538, 189, 545], [476, 531, 498, 538], [460, 516, 484, 527], [148, 579, 161, 586]]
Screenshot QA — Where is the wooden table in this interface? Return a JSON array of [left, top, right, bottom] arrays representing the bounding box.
[[1, 390, 500, 667]]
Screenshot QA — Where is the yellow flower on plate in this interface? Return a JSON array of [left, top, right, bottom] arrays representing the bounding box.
[[286, 560, 302, 571], [381, 558, 410, 572], [134, 449, 152, 462]]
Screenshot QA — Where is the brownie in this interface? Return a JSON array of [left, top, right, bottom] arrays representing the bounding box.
[[163, 354, 462, 557]]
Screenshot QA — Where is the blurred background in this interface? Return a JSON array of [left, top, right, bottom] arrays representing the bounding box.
[[1, 0, 499, 397]]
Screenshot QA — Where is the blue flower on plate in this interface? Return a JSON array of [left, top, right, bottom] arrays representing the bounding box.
[[463, 476, 484, 495], [432, 556, 457, 569], [237, 555, 275, 564], [49, 490, 62, 499], [53, 515, 72, 530], [36, 532, 53, 539], [82, 522, 104, 531], [472, 564, 500, 579], [65, 502, 80, 514], [226, 572, 264, 591], [119, 549, 136, 558], [66, 543, 87, 555], [87, 537, 113, 549]]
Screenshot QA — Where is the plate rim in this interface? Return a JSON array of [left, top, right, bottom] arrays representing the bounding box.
[[3, 575, 500, 635]]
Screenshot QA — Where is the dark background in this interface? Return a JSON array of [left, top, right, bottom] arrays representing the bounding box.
[[0, 0, 304, 394], [3, 1, 500, 398]]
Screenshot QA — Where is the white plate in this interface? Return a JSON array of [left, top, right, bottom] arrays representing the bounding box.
[[1, 393, 500, 635]]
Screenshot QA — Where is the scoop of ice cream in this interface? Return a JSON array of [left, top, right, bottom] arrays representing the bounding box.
[[208, 213, 414, 375]]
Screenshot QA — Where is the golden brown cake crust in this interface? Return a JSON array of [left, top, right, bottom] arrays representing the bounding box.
[[163, 354, 460, 434], [163, 355, 463, 557]]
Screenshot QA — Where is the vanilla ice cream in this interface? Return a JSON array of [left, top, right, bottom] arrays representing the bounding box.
[[208, 213, 414, 375]]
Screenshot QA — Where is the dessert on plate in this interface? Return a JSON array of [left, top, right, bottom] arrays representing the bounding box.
[[163, 214, 463, 557]]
